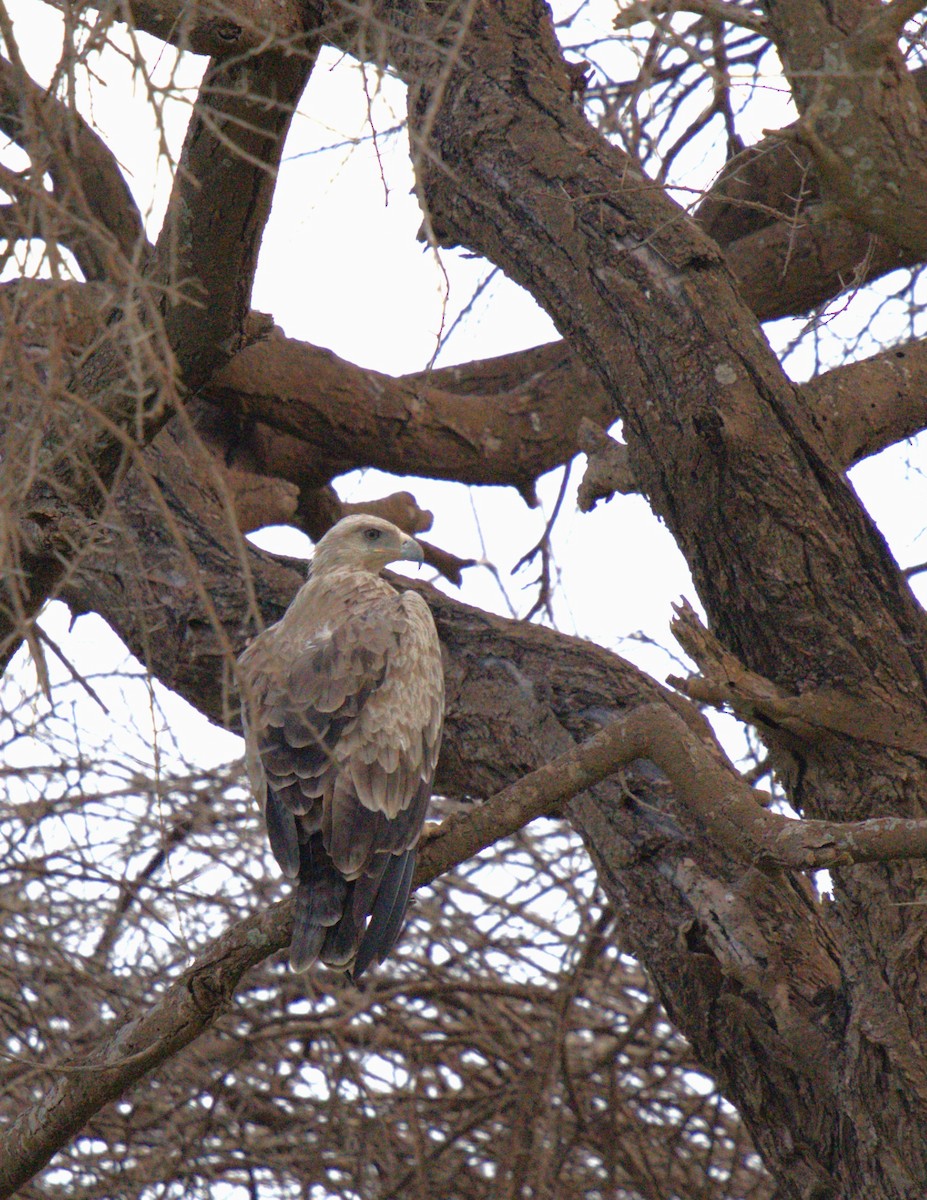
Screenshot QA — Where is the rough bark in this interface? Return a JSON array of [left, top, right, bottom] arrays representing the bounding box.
[[205, 330, 612, 502], [210, 324, 927, 508], [762, 0, 927, 255]]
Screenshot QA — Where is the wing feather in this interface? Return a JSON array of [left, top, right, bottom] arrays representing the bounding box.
[[263, 789, 300, 879], [326, 779, 380, 878]]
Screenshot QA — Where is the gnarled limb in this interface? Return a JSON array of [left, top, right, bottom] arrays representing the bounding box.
[[0, 51, 149, 280], [12, 278, 927, 572], [206, 328, 611, 500], [762, 0, 927, 255], [15, 672, 927, 1196], [45, 0, 927, 318]]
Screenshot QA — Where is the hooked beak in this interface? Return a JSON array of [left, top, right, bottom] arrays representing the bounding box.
[[399, 535, 425, 566]]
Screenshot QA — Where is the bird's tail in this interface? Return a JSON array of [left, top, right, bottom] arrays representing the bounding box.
[[289, 837, 348, 972], [351, 849, 416, 979], [289, 839, 417, 978]]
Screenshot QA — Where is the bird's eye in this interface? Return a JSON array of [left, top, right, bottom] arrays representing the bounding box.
[[364, 528, 382, 542]]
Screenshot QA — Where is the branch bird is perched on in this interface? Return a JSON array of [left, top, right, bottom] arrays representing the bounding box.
[[238, 515, 444, 978]]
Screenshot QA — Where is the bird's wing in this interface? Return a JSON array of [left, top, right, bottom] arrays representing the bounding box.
[[326, 590, 444, 858], [239, 575, 406, 876]]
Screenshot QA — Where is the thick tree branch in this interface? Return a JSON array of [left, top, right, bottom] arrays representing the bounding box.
[[14, 275, 927, 559], [127, 0, 309, 57], [206, 329, 611, 501], [697, 63, 927, 231], [428, 700, 927, 875], [52, 0, 927, 319], [154, 48, 317, 389], [762, 0, 927, 255], [804, 337, 927, 467], [0, 730, 597, 1198], [614, 0, 768, 34], [10, 643, 924, 1195]]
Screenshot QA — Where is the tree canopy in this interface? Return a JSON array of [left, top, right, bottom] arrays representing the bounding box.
[[3, 1, 927, 1198]]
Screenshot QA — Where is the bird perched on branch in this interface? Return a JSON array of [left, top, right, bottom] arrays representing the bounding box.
[[238, 515, 444, 978]]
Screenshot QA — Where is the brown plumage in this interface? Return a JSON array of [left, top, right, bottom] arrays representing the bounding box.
[[238, 515, 444, 977]]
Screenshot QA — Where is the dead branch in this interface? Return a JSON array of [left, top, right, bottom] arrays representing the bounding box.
[[670, 599, 927, 756], [614, 0, 767, 34], [576, 418, 638, 511]]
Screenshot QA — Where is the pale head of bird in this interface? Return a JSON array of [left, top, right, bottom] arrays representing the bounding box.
[[310, 515, 425, 577]]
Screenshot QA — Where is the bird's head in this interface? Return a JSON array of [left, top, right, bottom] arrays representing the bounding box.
[[310, 515, 425, 576]]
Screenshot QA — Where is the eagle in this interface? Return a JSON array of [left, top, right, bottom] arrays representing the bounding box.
[[238, 515, 444, 978]]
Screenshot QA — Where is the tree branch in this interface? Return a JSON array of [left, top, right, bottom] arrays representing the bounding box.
[[51, 0, 927, 319], [426, 701, 927, 876], [206, 328, 611, 501], [0, 34, 318, 676], [13, 270, 927, 563], [762, 0, 927, 256], [670, 597, 927, 754], [613, 0, 768, 34], [0, 50, 149, 280], [10, 678, 927, 1195], [120, 0, 308, 57], [858, 0, 927, 43]]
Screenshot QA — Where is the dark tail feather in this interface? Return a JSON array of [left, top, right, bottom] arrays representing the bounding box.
[[375, 850, 416, 957], [318, 855, 390, 972], [353, 849, 416, 980], [289, 838, 349, 972], [350, 856, 390, 926], [320, 908, 361, 968]]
